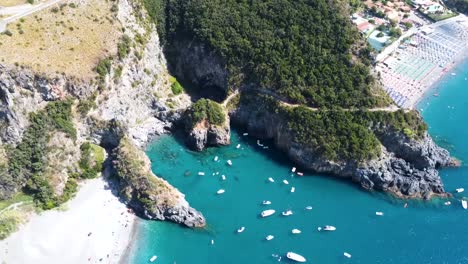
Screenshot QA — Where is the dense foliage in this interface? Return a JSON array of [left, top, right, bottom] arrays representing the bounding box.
[[79, 143, 105, 179], [144, 0, 389, 108], [188, 99, 225, 127], [4, 100, 77, 209]]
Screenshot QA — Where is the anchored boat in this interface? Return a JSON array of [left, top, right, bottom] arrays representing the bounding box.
[[286, 252, 306, 262], [261, 209, 276, 217]]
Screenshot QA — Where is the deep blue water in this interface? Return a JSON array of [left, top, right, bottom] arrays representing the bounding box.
[[129, 59, 468, 264]]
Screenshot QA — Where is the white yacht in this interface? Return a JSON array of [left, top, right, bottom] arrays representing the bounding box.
[[236, 144, 241, 149], [262, 200, 272, 205], [375, 212, 384, 216], [268, 177, 275, 183], [344, 252, 352, 258], [227, 160, 233, 166], [290, 187, 295, 193], [237, 226, 245, 233], [221, 175, 226, 181], [283, 180, 289, 185], [462, 200, 467, 209], [198, 172, 205, 176], [214, 156, 219, 162], [150, 255, 158, 262], [291, 229, 301, 234], [444, 201, 451, 205], [456, 188, 464, 193], [261, 209, 276, 217], [265, 235, 274, 241], [305, 206, 313, 210], [286, 252, 306, 262], [282, 210, 293, 216], [291, 167, 297, 173], [216, 189, 225, 195], [243, 133, 248, 136], [323, 225, 336, 231]]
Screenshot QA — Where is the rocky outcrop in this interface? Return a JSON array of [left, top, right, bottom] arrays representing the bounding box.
[[231, 94, 456, 199], [185, 119, 231, 151], [113, 137, 205, 227]]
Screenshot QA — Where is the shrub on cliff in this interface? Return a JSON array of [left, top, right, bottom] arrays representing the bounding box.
[[79, 143, 105, 179], [188, 99, 225, 127]]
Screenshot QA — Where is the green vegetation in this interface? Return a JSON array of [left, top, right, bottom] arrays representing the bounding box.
[[0, 210, 23, 240], [446, 0, 468, 15], [79, 143, 105, 179], [4, 100, 77, 209], [117, 35, 132, 60], [77, 98, 97, 117], [169, 76, 184, 95], [0, 192, 33, 211], [145, 0, 388, 108], [188, 99, 225, 127], [96, 57, 112, 79]]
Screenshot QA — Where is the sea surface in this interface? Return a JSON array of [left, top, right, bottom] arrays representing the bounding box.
[[129, 59, 468, 264]]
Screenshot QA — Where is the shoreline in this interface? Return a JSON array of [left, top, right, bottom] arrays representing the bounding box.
[[0, 177, 136, 264], [412, 51, 468, 109]]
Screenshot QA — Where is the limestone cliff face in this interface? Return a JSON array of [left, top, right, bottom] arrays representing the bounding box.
[[0, 0, 205, 227], [231, 95, 455, 199], [184, 118, 231, 151]]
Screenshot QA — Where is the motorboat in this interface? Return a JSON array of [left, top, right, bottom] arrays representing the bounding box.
[[344, 252, 352, 258], [265, 235, 274, 241], [291, 167, 297, 173], [221, 175, 226, 181], [286, 252, 306, 262], [227, 160, 233, 166], [323, 225, 336, 231], [444, 201, 451, 205], [291, 229, 301, 234], [214, 156, 219, 162], [282, 210, 293, 216], [261, 209, 276, 217], [198, 172, 205, 176], [283, 180, 289, 185], [290, 187, 295, 193], [243, 133, 248, 136], [150, 255, 158, 262], [237, 226, 245, 233], [305, 206, 313, 210], [211, 239, 214, 245], [297, 172, 304, 176], [217, 189, 225, 195], [462, 200, 467, 209], [236, 144, 241, 149], [262, 200, 272, 205], [376, 212, 384, 216], [268, 177, 275, 183], [456, 188, 464, 193]]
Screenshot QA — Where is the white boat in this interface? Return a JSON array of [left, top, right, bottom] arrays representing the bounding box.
[[243, 133, 249, 136], [211, 239, 214, 245], [462, 200, 467, 209], [451, 72, 456, 76], [227, 160, 233, 166], [290, 187, 295, 193], [217, 189, 225, 195], [214, 156, 219, 162], [323, 225, 336, 231], [344, 252, 352, 258], [265, 235, 274, 241], [376, 211, 384, 216], [456, 188, 464, 193], [221, 175, 226, 181], [292, 167, 297, 173], [291, 229, 301, 234], [283, 180, 289, 185], [236, 144, 241, 149], [282, 210, 293, 216], [268, 177, 275, 183], [286, 252, 306, 262], [305, 206, 313, 210], [150, 255, 158, 262], [261, 209, 276, 217], [198, 172, 205, 176], [237, 226, 245, 233], [297, 172, 304, 176], [262, 200, 272, 205], [317, 227, 322, 231], [444, 201, 451, 205], [257, 140, 263, 146]]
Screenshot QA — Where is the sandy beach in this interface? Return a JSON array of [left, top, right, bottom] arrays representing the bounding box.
[[0, 177, 136, 264]]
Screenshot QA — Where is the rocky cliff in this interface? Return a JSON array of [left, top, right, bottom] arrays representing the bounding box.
[[230, 94, 456, 199]]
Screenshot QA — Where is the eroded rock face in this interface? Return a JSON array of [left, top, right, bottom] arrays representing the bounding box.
[[231, 95, 456, 199], [184, 117, 231, 151]]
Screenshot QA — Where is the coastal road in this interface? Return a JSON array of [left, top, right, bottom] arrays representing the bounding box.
[[0, 0, 64, 32]]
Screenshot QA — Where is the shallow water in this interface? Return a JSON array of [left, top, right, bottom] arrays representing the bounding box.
[[129, 59, 468, 264]]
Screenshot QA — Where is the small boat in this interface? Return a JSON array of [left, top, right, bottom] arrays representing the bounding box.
[[221, 175, 226, 181], [214, 156, 219, 162], [297, 172, 304, 176], [433, 93, 439, 97], [237, 226, 245, 233], [282, 210, 293, 216], [243, 133, 248, 136], [211, 239, 214, 245], [456, 188, 464, 193], [257, 140, 263, 146], [291, 229, 301, 234], [317, 227, 322, 231], [305, 206, 313, 210], [236, 144, 241, 149], [451, 72, 456, 76], [262, 200, 272, 205], [198, 172, 205, 176], [283, 180, 289, 185], [268, 177, 275, 183], [286, 252, 306, 262], [227, 160, 233, 166], [462, 200, 467, 209], [265, 235, 274, 241], [292, 167, 297, 173], [344, 252, 352, 258], [376, 211, 384, 216], [444, 201, 451, 205], [323, 225, 336, 231], [217, 189, 225, 195], [150, 255, 158, 262], [290, 187, 295, 193], [261, 209, 276, 217]]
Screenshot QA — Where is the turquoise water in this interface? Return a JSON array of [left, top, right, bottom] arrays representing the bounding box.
[[129, 59, 468, 264]]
